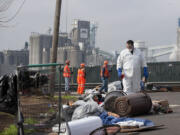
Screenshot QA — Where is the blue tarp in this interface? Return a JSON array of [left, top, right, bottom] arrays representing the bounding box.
[[100, 112, 154, 126]]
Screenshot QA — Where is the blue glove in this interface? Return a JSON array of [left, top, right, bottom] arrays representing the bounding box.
[[118, 68, 122, 78], [143, 67, 148, 79]]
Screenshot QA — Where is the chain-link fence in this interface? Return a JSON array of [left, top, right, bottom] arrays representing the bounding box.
[[17, 63, 62, 134]]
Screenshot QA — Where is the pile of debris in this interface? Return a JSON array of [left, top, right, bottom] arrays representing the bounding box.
[[52, 81, 172, 135]]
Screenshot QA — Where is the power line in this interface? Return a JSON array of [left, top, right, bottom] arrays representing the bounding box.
[[0, 0, 14, 12], [0, 0, 26, 23]]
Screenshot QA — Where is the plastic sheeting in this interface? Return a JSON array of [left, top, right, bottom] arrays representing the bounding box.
[[0, 74, 17, 114], [108, 81, 123, 92], [60, 105, 79, 122], [100, 112, 154, 126], [72, 99, 104, 120], [117, 120, 144, 127]]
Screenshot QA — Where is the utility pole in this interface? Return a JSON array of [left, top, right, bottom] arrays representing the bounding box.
[[49, 0, 62, 96]]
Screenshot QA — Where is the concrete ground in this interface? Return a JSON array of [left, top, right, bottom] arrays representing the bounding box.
[[120, 92, 180, 135]]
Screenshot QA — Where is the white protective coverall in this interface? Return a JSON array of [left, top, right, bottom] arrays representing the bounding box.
[[117, 48, 147, 95]]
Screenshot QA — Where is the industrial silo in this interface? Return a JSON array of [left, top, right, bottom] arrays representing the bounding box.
[[134, 41, 148, 61], [66, 46, 72, 62], [177, 24, 180, 61], [70, 49, 83, 67], [29, 34, 42, 64], [42, 48, 49, 64], [57, 47, 67, 64], [170, 19, 180, 61]]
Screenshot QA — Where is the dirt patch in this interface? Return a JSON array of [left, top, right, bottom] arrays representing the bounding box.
[[0, 95, 77, 133]]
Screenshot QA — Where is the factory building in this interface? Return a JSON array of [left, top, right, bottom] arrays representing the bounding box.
[[0, 44, 29, 76], [29, 20, 112, 67], [29, 32, 71, 65], [70, 20, 90, 49]]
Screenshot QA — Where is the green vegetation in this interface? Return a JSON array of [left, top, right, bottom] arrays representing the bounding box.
[[24, 118, 38, 125], [0, 125, 17, 135], [0, 119, 37, 135], [23, 118, 37, 134], [62, 95, 78, 100], [54, 95, 78, 101], [48, 108, 55, 113]]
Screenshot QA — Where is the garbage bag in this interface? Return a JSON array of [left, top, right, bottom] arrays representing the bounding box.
[[56, 105, 79, 122], [0, 74, 17, 114], [79, 90, 101, 102], [73, 100, 86, 106], [72, 99, 104, 120], [108, 81, 123, 92], [85, 89, 97, 94]]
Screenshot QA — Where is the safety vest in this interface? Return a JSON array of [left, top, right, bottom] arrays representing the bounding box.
[[100, 65, 109, 78], [63, 65, 71, 77]]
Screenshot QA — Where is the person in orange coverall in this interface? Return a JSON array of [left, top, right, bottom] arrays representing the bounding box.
[[77, 63, 86, 95]]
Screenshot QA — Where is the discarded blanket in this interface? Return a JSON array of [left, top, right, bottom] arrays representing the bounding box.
[[100, 112, 154, 126]]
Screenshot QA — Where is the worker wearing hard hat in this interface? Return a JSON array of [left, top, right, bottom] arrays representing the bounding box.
[[117, 40, 148, 95], [77, 63, 86, 95], [99, 60, 110, 93], [63, 60, 71, 93]]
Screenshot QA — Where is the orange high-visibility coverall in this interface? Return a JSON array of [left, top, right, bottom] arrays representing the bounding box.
[[77, 68, 86, 94]]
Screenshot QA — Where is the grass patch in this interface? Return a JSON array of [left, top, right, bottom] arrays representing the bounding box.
[[24, 118, 38, 125], [0, 120, 36, 135], [62, 95, 78, 101], [0, 125, 17, 135], [24, 118, 37, 134], [48, 108, 55, 113], [54, 95, 78, 101]]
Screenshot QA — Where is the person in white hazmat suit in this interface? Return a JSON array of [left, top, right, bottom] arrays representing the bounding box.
[[117, 40, 148, 95]]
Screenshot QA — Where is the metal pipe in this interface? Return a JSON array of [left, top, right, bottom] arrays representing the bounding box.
[[17, 67, 24, 135]]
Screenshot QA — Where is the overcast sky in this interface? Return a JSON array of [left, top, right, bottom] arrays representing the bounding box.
[[0, 0, 180, 52]]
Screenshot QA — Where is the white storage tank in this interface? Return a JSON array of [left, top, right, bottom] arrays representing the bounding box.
[[177, 28, 180, 61], [79, 42, 85, 51], [42, 48, 48, 64], [170, 28, 180, 61], [57, 48, 67, 64], [134, 40, 148, 61], [70, 49, 83, 67]]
